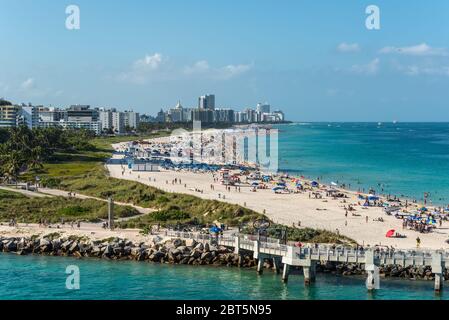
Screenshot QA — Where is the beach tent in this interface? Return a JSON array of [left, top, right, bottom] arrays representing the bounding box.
[[331, 182, 338, 186], [272, 186, 285, 191], [368, 195, 380, 201], [311, 181, 319, 187]]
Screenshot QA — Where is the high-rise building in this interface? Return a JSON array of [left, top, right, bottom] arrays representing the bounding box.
[[0, 102, 18, 128], [213, 109, 235, 123], [124, 111, 140, 129], [67, 105, 98, 122], [99, 109, 114, 132], [256, 103, 270, 114], [156, 109, 166, 123], [19, 105, 39, 129], [192, 108, 214, 123], [198, 94, 215, 110], [112, 111, 125, 134], [37, 107, 64, 122]]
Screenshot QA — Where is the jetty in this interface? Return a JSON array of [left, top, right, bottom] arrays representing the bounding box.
[[163, 230, 447, 292]]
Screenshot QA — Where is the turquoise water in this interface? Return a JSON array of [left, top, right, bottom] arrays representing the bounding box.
[[4, 123, 449, 300], [0, 253, 446, 300], [276, 123, 449, 206]]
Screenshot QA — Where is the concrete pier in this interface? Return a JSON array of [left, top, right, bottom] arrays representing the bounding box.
[[163, 230, 449, 293]]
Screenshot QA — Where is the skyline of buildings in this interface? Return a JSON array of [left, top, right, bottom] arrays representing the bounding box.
[[0, 93, 286, 135]]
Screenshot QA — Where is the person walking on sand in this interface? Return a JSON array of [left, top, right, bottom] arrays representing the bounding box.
[[366, 216, 369, 223], [416, 236, 421, 248]]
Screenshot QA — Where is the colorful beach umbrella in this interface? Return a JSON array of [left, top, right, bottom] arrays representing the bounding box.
[[386, 229, 395, 238]]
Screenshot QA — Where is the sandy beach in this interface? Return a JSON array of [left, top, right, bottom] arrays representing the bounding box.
[[108, 140, 449, 251]]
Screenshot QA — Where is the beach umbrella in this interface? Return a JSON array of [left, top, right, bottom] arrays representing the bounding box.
[[272, 186, 285, 191], [210, 226, 221, 233], [386, 230, 395, 238], [368, 195, 380, 201], [311, 181, 319, 187]]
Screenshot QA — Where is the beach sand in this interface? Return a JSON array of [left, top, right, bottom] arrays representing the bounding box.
[[109, 143, 449, 250]]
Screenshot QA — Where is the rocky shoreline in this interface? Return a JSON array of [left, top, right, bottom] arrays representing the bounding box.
[[0, 235, 446, 281]]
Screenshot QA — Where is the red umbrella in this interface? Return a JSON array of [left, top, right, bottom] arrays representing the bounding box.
[[386, 229, 395, 238]]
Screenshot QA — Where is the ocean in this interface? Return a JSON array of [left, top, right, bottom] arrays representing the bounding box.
[[3, 122, 449, 300], [0, 253, 446, 300], [276, 122, 449, 206]]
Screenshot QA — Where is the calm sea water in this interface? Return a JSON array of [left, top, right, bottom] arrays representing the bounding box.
[[276, 123, 449, 206], [0, 253, 446, 300], [4, 123, 449, 300]]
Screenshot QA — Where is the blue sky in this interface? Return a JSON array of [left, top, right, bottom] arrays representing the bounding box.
[[1, 0, 449, 121]]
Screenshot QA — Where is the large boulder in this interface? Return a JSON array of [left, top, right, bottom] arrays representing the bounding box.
[[185, 239, 197, 247]]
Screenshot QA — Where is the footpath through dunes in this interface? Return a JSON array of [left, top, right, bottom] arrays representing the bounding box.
[[0, 185, 154, 224], [38, 188, 154, 219], [107, 145, 449, 250]]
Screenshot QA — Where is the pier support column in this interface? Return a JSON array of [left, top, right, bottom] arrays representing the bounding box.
[[257, 258, 264, 275], [273, 257, 281, 274], [435, 274, 443, 293], [432, 252, 445, 293], [282, 264, 290, 283], [234, 236, 240, 254], [303, 262, 316, 285], [365, 249, 379, 291]]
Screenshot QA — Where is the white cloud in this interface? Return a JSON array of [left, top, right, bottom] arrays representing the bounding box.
[[133, 53, 164, 70], [118, 53, 168, 84], [21, 78, 35, 90], [379, 43, 448, 56], [396, 64, 449, 76], [218, 63, 253, 79], [350, 58, 380, 75], [183, 60, 210, 74], [337, 43, 360, 53], [118, 54, 253, 84], [183, 61, 253, 80]]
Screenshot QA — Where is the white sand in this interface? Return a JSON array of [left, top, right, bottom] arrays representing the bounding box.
[[109, 143, 449, 250]]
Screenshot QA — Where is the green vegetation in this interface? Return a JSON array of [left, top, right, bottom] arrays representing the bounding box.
[[0, 125, 355, 244], [242, 224, 356, 245], [0, 189, 139, 223]]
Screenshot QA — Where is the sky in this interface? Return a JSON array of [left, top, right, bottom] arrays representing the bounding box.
[[1, 0, 449, 121]]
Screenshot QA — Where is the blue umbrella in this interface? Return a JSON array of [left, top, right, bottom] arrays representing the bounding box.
[[210, 226, 221, 233]]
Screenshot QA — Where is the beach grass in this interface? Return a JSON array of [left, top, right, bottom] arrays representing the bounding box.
[[14, 132, 355, 244], [0, 189, 140, 223]]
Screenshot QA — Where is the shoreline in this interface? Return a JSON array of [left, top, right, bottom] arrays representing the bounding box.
[[111, 130, 449, 250], [0, 233, 446, 283]]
